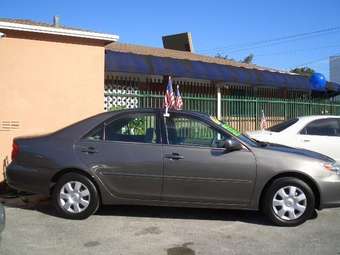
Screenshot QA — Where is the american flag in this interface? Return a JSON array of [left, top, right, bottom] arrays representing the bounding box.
[[260, 109, 268, 130], [164, 76, 175, 109], [175, 85, 183, 110]]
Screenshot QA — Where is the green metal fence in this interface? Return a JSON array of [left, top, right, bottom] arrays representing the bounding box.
[[221, 96, 340, 132], [105, 90, 340, 132]]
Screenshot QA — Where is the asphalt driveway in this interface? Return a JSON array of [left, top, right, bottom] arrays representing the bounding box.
[[0, 195, 340, 255]]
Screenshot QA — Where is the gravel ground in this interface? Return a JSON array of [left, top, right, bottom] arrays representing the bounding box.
[[0, 195, 340, 255]]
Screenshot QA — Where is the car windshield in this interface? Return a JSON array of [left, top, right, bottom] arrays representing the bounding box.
[[209, 116, 259, 147], [267, 118, 299, 132]]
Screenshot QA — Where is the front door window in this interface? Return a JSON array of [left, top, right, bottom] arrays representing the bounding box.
[[165, 115, 230, 147]]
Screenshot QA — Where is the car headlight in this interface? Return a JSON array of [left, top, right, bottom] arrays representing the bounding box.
[[324, 163, 340, 175]]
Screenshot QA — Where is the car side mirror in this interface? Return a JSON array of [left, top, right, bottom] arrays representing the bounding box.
[[223, 139, 243, 152]]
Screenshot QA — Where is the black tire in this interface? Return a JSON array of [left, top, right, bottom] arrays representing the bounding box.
[[263, 177, 315, 227], [52, 173, 100, 220]]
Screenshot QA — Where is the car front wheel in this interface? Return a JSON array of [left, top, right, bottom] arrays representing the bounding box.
[[52, 173, 100, 219], [263, 177, 315, 226]]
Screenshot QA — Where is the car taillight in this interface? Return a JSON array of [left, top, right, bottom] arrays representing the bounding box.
[[11, 142, 19, 161]]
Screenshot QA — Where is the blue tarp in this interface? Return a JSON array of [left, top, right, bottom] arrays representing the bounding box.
[[105, 50, 340, 92]]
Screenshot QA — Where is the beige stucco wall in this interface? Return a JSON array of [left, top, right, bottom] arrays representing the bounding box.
[[0, 33, 105, 182]]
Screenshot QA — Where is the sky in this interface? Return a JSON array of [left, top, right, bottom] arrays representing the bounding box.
[[1, 0, 340, 79]]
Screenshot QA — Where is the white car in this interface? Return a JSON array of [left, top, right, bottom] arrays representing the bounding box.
[[247, 115, 340, 162]]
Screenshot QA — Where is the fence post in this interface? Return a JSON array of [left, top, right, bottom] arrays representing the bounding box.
[[255, 97, 258, 129], [216, 85, 222, 120]]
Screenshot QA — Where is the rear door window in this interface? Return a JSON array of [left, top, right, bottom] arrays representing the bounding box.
[[300, 118, 340, 137], [105, 113, 160, 143]]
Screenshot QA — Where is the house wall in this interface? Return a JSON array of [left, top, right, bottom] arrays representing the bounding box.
[[330, 56, 340, 84], [0, 32, 105, 182]]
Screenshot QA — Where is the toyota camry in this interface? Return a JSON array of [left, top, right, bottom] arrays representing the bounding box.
[[6, 109, 340, 226]]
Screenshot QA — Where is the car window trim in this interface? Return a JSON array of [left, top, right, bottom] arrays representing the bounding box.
[[160, 136, 252, 151], [87, 139, 164, 146]]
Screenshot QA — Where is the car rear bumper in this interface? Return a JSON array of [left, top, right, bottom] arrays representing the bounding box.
[[319, 176, 340, 210], [6, 162, 51, 195]]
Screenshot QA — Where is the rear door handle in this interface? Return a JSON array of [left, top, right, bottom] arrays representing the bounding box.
[[81, 146, 98, 154], [164, 153, 184, 160]]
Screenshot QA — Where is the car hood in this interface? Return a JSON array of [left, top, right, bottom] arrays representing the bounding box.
[[259, 142, 335, 163]]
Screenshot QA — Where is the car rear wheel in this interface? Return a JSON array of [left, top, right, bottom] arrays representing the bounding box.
[[263, 177, 315, 226], [52, 173, 99, 219]]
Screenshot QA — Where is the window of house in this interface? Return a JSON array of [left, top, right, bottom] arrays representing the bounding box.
[[165, 115, 231, 147], [105, 114, 159, 143]]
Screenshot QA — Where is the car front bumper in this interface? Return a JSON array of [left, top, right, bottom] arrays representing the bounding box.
[[6, 162, 51, 195], [318, 175, 340, 209]]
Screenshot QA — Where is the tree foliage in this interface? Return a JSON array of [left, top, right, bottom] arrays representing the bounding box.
[[215, 53, 235, 61], [215, 53, 254, 64], [290, 67, 315, 76], [242, 54, 254, 64]]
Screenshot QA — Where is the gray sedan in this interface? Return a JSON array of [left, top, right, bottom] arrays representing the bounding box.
[[6, 109, 340, 226]]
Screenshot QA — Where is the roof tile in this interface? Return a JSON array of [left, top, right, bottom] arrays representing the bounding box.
[[106, 43, 295, 74]]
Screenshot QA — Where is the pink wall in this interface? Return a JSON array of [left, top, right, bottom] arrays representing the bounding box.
[[0, 32, 105, 182]]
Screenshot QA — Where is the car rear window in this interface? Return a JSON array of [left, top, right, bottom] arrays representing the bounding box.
[[267, 118, 299, 132]]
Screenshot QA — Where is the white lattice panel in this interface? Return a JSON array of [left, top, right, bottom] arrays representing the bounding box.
[[104, 84, 139, 111]]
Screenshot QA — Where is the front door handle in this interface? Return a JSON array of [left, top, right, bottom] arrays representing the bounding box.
[[164, 153, 184, 160], [81, 146, 98, 154]]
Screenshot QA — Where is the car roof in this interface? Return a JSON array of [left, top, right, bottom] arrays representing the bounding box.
[[53, 108, 213, 141], [103, 108, 211, 119], [276, 115, 340, 134], [297, 115, 340, 122]]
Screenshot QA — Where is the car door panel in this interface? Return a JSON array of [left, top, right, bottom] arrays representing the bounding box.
[[296, 118, 340, 161], [296, 134, 340, 161], [162, 146, 256, 204], [161, 113, 256, 205], [75, 140, 163, 200], [75, 111, 163, 201]]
